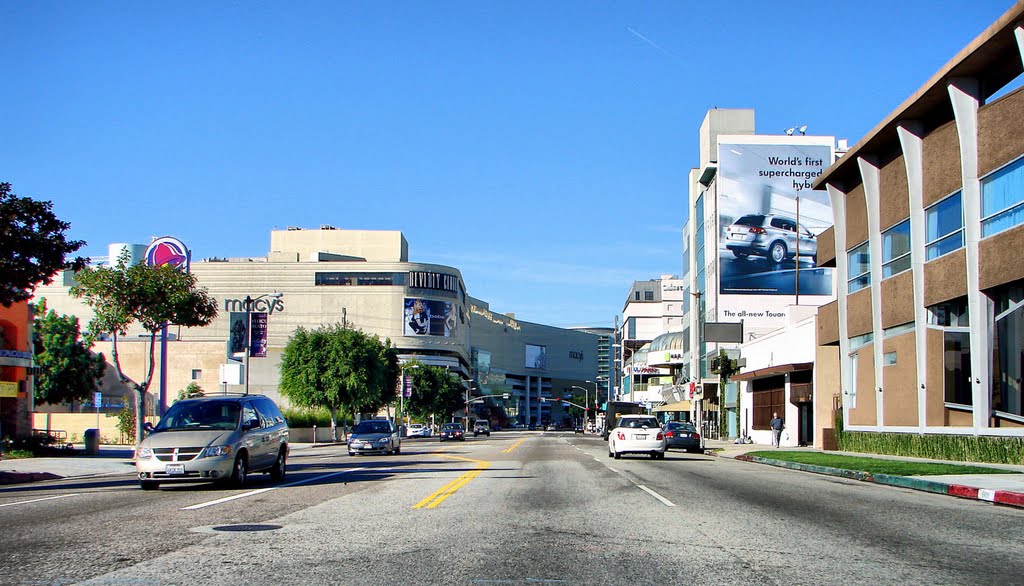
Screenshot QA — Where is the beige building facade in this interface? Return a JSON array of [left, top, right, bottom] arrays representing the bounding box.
[[813, 4, 1024, 444]]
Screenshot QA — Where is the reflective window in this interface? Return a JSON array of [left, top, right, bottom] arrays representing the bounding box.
[[928, 299, 969, 327], [847, 241, 870, 293], [882, 219, 911, 278], [982, 157, 1024, 238], [925, 192, 964, 260], [943, 331, 972, 407], [991, 285, 1024, 418]]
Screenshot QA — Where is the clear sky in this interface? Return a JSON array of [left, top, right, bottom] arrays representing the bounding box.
[[2, 1, 1016, 328]]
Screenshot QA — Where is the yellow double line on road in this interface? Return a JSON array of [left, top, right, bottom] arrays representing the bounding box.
[[413, 453, 491, 509], [502, 438, 527, 454]]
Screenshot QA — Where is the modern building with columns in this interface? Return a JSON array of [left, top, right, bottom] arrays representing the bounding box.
[[813, 3, 1024, 446]]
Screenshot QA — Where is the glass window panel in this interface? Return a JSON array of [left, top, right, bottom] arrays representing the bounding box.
[[992, 303, 1023, 417], [847, 242, 870, 280], [848, 274, 870, 293], [883, 352, 897, 366], [882, 255, 911, 278], [926, 192, 963, 242], [981, 158, 1024, 218], [944, 331, 972, 406], [926, 232, 964, 261], [982, 204, 1024, 238], [882, 220, 911, 262]]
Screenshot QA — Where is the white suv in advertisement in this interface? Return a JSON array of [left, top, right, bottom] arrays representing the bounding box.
[[724, 214, 818, 265]]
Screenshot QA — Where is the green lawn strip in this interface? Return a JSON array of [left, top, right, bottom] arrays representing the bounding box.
[[744, 451, 1018, 476]]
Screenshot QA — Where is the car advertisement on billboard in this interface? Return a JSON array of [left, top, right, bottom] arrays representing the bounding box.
[[404, 298, 458, 337], [718, 138, 834, 294], [717, 137, 835, 330]]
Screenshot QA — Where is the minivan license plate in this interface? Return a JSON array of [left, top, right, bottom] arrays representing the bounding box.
[[166, 464, 185, 475]]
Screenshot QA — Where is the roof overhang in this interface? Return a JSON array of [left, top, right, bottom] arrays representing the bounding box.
[[731, 362, 813, 382], [653, 400, 692, 413]]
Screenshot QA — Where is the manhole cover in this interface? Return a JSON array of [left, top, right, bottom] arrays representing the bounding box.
[[212, 524, 282, 532]]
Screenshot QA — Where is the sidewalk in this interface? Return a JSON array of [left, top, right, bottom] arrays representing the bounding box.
[[704, 438, 1024, 509]]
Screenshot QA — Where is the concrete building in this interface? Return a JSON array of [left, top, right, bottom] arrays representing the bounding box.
[[813, 4, 1024, 446], [685, 108, 840, 440], [618, 275, 688, 407], [0, 302, 35, 440], [33, 227, 599, 431]]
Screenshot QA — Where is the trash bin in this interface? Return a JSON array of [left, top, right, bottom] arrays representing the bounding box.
[[84, 428, 100, 455]]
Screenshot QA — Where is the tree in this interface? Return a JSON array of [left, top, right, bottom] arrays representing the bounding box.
[[0, 182, 87, 307], [404, 365, 465, 425], [70, 251, 218, 444], [32, 299, 106, 405], [279, 325, 399, 440], [175, 382, 205, 402]]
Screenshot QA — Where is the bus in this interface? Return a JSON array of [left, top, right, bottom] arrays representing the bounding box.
[[601, 401, 646, 440]]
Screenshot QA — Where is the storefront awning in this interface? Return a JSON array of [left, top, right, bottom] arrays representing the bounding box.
[[652, 400, 692, 413], [731, 362, 813, 382]]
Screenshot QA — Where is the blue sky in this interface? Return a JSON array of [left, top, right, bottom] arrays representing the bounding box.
[[1, 1, 1015, 328]]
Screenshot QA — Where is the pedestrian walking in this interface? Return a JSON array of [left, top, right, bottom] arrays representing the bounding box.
[[770, 412, 784, 447]]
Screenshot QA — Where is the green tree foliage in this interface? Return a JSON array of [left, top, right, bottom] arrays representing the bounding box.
[[404, 365, 465, 424], [70, 251, 218, 444], [175, 382, 205, 402], [32, 299, 106, 405], [0, 182, 87, 307], [279, 325, 399, 440]]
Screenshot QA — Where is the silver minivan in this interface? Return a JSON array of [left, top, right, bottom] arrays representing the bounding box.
[[135, 394, 289, 490]]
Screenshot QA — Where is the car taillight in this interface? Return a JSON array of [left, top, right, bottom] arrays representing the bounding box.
[[617, 432, 625, 440], [656, 432, 664, 440], [749, 227, 766, 234], [694, 433, 700, 440], [666, 431, 674, 438]]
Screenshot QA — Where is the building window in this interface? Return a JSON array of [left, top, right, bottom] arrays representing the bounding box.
[[191, 369, 202, 380], [943, 331, 972, 407], [982, 156, 1024, 238], [883, 352, 897, 366], [925, 191, 964, 260], [884, 322, 915, 338], [635, 291, 640, 301], [991, 284, 1024, 419], [644, 291, 654, 301], [849, 332, 874, 350], [315, 272, 406, 286], [882, 219, 911, 278], [847, 241, 870, 293], [928, 299, 969, 327]]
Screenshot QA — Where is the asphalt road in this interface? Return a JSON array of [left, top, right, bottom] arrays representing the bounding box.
[[1, 432, 1021, 586]]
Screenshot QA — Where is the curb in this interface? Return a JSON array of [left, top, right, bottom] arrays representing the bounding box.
[[731, 454, 1024, 510]]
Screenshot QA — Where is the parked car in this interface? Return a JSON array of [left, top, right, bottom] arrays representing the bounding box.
[[134, 394, 289, 490], [607, 415, 666, 460], [406, 423, 430, 438], [473, 420, 491, 437], [723, 214, 818, 264], [348, 419, 401, 456], [664, 421, 701, 453], [439, 422, 465, 441]]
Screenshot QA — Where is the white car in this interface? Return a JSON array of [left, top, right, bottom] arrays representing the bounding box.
[[406, 423, 430, 438], [607, 415, 667, 460]]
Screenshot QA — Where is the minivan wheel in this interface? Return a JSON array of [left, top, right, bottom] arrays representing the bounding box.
[[769, 241, 787, 263], [270, 448, 286, 481], [140, 480, 160, 491], [229, 455, 248, 488]]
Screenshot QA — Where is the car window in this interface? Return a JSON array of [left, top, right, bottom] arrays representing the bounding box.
[[355, 421, 392, 434], [242, 403, 260, 430], [733, 215, 765, 226], [255, 397, 285, 427], [624, 418, 658, 428], [770, 217, 793, 230], [155, 401, 241, 431]]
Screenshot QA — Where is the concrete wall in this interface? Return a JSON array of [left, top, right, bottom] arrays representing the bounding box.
[[881, 332, 919, 426]]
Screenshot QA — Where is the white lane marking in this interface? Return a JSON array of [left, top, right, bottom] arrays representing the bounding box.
[[637, 485, 676, 507], [181, 467, 366, 510], [0, 493, 81, 508]]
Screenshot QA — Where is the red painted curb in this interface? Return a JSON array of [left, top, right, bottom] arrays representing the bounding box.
[[994, 490, 1024, 507], [948, 484, 980, 500]]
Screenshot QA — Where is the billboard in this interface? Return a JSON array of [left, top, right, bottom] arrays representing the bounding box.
[[525, 344, 547, 369], [717, 138, 835, 329], [404, 298, 457, 337]]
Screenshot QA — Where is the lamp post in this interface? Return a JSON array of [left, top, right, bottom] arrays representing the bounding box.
[[244, 292, 282, 396], [570, 385, 589, 427]]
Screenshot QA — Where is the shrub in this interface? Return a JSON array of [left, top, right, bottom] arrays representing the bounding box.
[[836, 430, 1024, 465], [282, 407, 337, 428]]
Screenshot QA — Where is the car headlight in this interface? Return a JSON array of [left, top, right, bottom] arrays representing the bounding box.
[[137, 447, 153, 459], [205, 445, 233, 457], [377, 437, 391, 444]]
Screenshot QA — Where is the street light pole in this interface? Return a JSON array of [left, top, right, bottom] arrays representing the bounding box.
[[243, 291, 282, 396]]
